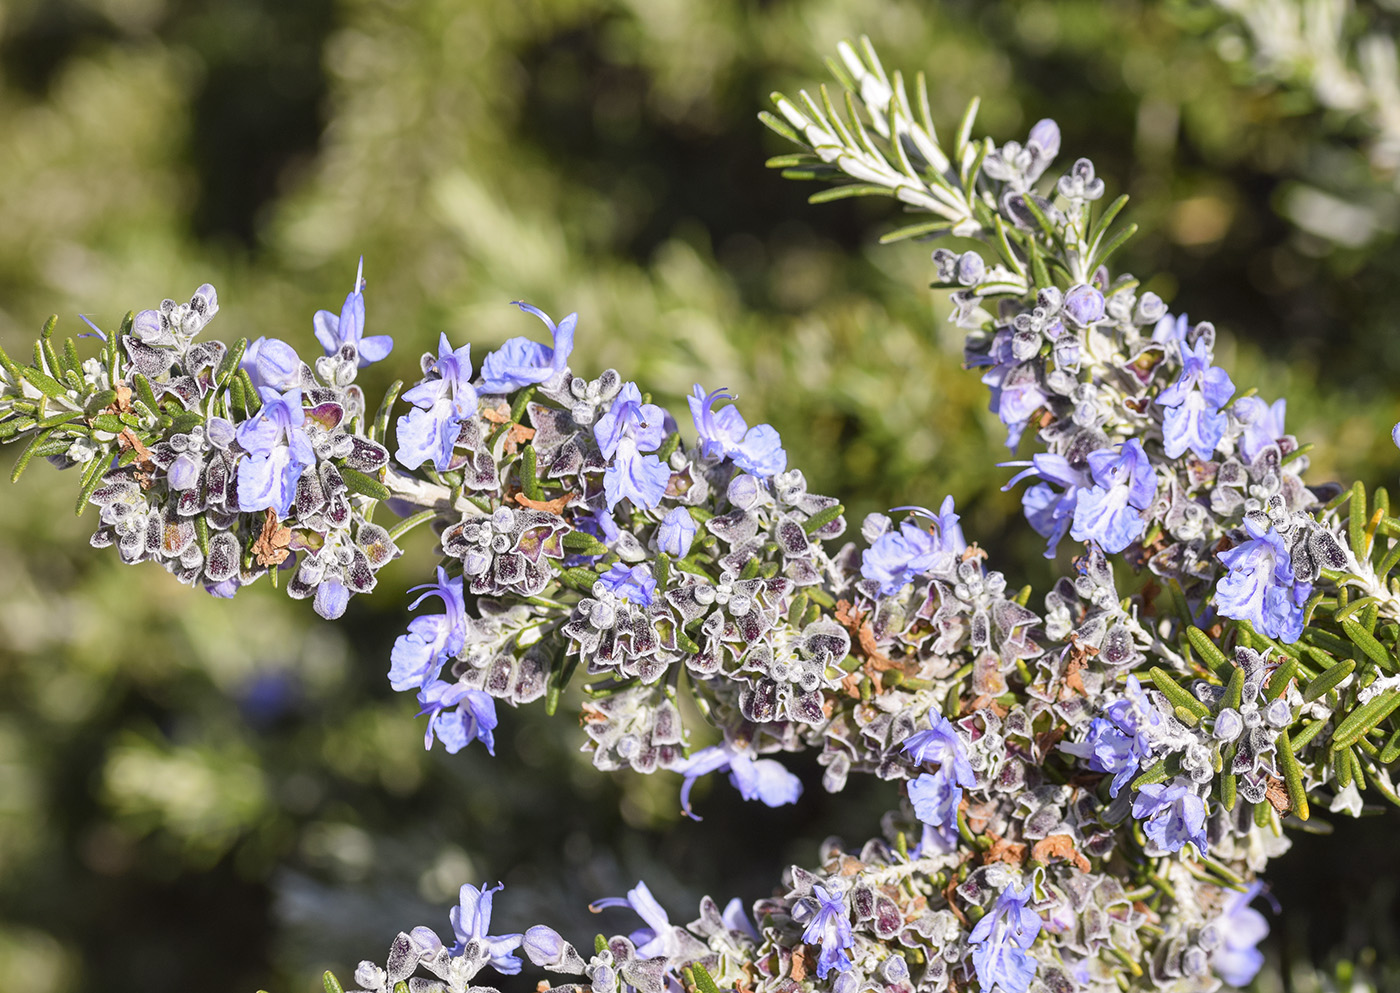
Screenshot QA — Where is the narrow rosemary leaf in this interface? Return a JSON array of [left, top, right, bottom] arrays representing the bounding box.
[[339, 466, 391, 501], [1149, 666, 1209, 718], [758, 108, 802, 145], [802, 503, 844, 534], [1330, 689, 1400, 750], [1349, 480, 1368, 560], [878, 219, 955, 244], [1302, 658, 1355, 703], [387, 509, 437, 543], [1185, 627, 1230, 676], [1341, 617, 1394, 671], [809, 184, 897, 204], [1277, 730, 1310, 821]]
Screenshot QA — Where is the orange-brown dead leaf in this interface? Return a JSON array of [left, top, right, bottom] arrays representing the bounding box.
[[1032, 834, 1091, 873], [835, 598, 896, 672], [839, 855, 864, 877], [252, 509, 293, 567], [789, 947, 817, 982], [982, 832, 1028, 867], [1035, 725, 1067, 762], [961, 694, 1010, 719], [1265, 777, 1291, 813], [502, 422, 536, 455], [480, 405, 510, 424], [107, 384, 134, 415], [515, 492, 573, 514], [117, 427, 154, 472]]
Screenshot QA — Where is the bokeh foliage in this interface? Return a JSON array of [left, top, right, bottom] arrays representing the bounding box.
[[1, 0, 1399, 990]]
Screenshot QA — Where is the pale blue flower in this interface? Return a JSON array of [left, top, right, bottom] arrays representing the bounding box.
[[479, 302, 576, 394], [675, 741, 803, 818], [590, 881, 679, 960], [687, 385, 787, 477], [1216, 516, 1309, 642], [602, 438, 671, 511], [449, 882, 523, 974], [1212, 882, 1268, 987], [968, 882, 1042, 993], [861, 498, 965, 595], [1070, 440, 1155, 553], [597, 562, 657, 606], [975, 331, 1047, 449], [908, 771, 962, 848], [419, 679, 498, 755], [902, 711, 976, 787], [1003, 454, 1090, 557], [1061, 718, 1141, 797], [656, 507, 697, 558], [1235, 396, 1288, 463], [395, 401, 463, 472], [1132, 779, 1207, 853], [389, 568, 468, 691], [595, 382, 666, 458], [242, 336, 303, 391], [797, 885, 853, 979], [396, 334, 480, 471], [235, 387, 314, 517], [313, 258, 393, 365], [1158, 335, 1235, 460]]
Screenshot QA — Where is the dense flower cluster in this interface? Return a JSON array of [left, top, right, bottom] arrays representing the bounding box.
[[9, 36, 1400, 993]]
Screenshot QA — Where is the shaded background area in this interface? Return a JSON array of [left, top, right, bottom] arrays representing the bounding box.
[[2, 0, 1400, 990]]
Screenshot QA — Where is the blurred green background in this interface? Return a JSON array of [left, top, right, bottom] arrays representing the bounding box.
[[3, 0, 1400, 990]]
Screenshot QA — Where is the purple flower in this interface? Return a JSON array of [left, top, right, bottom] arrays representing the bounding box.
[[168, 453, 201, 491], [656, 507, 697, 558], [602, 438, 672, 511], [395, 402, 462, 473], [389, 568, 468, 691], [860, 498, 965, 595], [902, 711, 976, 787], [419, 679, 498, 755], [595, 382, 667, 458], [235, 387, 315, 517], [1003, 454, 1091, 557], [796, 885, 853, 979], [242, 336, 303, 391], [973, 328, 1048, 449], [478, 302, 576, 394], [968, 882, 1042, 993], [722, 898, 759, 939], [1212, 882, 1268, 986], [313, 258, 393, 365], [1070, 440, 1156, 553], [1158, 335, 1235, 460], [1235, 396, 1287, 463], [1062, 284, 1104, 326], [522, 925, 570, 968], [907, 771, 962, 847], [396, 334, 479, 471], [1132, 779, 1208, 853], [1062, 674, 1162, 793], [590, 881, 679, 960], [597, 562, 658, 606], [449, 882, 523, 974], [675, 741, 803, 818], [1064, 718, 1141, 797], [687, 385, 787, 478], [1216, 516, 1310, 642]]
